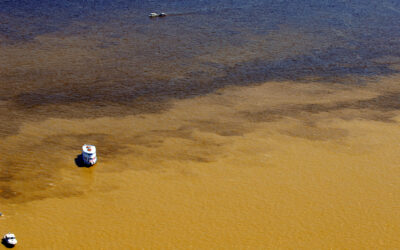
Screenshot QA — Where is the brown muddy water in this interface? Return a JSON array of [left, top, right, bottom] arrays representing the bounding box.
[[0, 0, 400, 249]]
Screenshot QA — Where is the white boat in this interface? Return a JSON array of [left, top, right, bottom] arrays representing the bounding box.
[[82, 144, 97, 166], [149, 12, 167, 17], [2, 233, 17, 247], [149, 12, 159, 17]]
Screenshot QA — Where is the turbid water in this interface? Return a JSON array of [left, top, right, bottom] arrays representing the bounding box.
[[0, 0, 399, 249]]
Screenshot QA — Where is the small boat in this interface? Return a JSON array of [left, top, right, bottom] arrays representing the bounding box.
[[149, 12, 159, 17], [2, 233, 17, 247], [149, 12, 167, 18], [82, 144, 97, 166]]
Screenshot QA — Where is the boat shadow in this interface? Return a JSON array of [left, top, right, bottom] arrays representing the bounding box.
[[1, 239, 15, 248], [74, 154, 92, 168]]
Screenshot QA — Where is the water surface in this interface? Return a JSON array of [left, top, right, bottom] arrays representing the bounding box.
[[0, 0, 399, 249]]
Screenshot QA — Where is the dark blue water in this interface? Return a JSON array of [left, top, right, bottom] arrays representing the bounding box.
[[0, 0, 399, 129]]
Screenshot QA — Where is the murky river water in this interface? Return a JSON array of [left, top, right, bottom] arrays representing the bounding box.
[[0, 0, 399, 249]]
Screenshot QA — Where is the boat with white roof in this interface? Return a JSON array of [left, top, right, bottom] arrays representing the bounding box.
[[82, 144, 97, 166], [2, 233, 17, 247], [149, 12, 167, 17]]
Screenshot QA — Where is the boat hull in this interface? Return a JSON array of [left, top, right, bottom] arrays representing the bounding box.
[[83, 156, 97, 166]]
